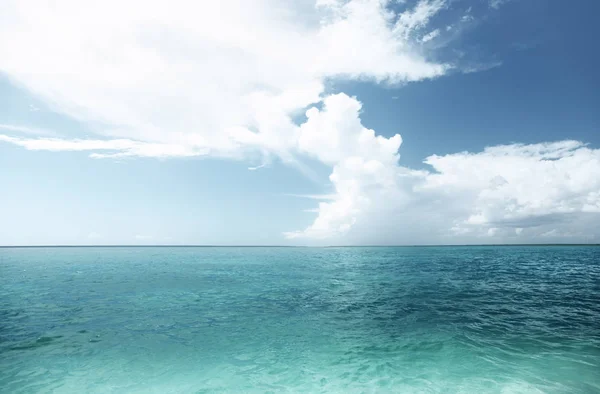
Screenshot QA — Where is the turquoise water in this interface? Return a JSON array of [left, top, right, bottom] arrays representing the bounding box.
[[1, 246, 599, 393]]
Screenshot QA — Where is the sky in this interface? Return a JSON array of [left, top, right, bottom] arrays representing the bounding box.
[[1, 0, 599, 246]]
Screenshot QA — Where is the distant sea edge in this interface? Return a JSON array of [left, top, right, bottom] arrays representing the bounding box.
[[1, 244, 599, 248]]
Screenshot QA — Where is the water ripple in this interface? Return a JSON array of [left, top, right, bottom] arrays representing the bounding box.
[[1, 246, 599, 393]]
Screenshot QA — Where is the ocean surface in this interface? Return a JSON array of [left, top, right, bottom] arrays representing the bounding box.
[[1, 246, 599, 393]]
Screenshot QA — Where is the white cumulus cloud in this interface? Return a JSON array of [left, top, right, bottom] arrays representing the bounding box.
[[1, 0, 598, 243], [4, 102, 599, 245], [283, 95, 600, 243]]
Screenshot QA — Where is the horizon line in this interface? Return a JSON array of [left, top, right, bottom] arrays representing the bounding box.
[[1, 243, 599, 248]]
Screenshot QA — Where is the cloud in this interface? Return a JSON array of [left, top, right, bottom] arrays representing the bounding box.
[[461, 61, 503, 74], [0, 135, 203, 158], [2, 0, 598, 244], [283, 95, 600, 243], [0, 0, 449, 162], [247, 164, 267, 171], [395, 0, 447, 39], [461, 14, 474, 23], [285, 194, 338, 201], [489, 0, 510, 10], [3, 101, 599, 244], [421, 29, 440, 43], [423, 141, 600, 227], [3, 100, 600, 246], [0, 124, 55, 136]]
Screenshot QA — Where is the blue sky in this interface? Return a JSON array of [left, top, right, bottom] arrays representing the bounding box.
[[1, 0, 599, 245]]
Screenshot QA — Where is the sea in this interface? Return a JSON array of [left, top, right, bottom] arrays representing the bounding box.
[[1, 246, 599, 393]]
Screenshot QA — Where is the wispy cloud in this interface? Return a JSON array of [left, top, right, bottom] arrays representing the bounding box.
[[3, 0, 595, 244], [461, 61, 503, 74], [0, 0, 451, 159], [421, 29, 440, 43], [0, 124, 56, 136], [0, 135, 206, 158], [284, 193, 337, 201], [489, 0, 510, 10], [303, 208, 321, 213], [0, 0, 462, 165]]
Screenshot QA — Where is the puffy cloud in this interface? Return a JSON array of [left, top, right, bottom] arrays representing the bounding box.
[[297, 94, 402, 166], [395, 0, 447, 39], [284, 96, 600, 243], [1, 0, 598, 243], [286, 93, 407, 239], [424, 141, 600, 227], [3, 94, 600, 243]]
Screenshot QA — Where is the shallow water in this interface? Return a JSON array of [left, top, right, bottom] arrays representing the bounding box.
[[1, 246, 599, 393]]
